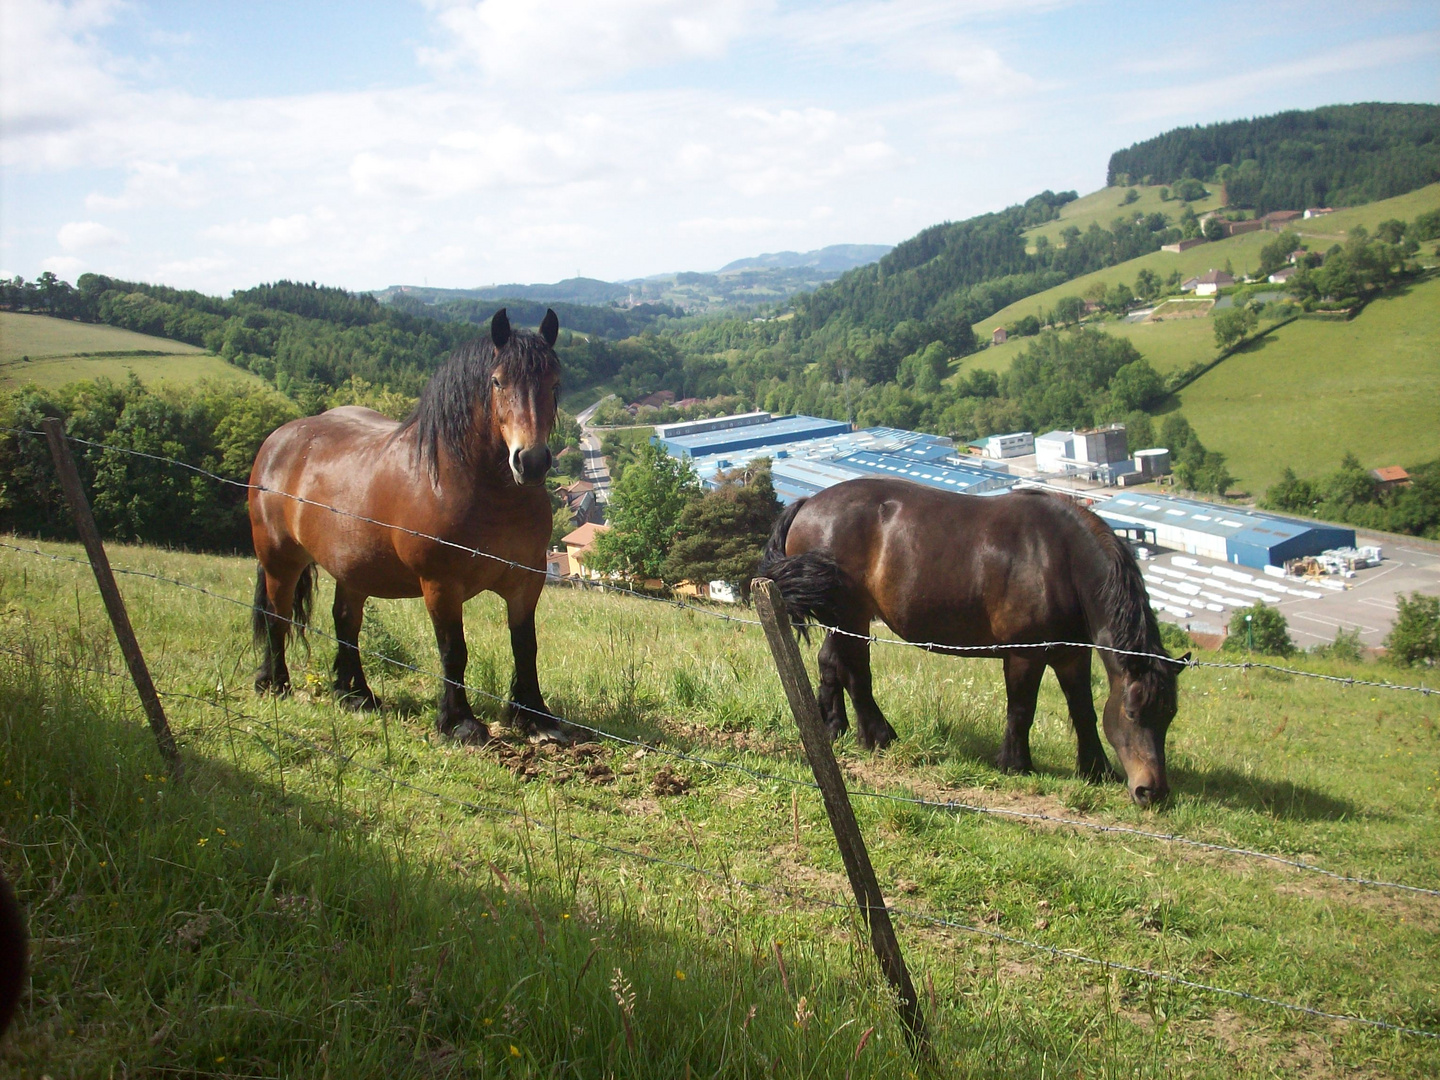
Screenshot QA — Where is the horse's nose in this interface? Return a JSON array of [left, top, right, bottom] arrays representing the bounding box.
[[1131, 782, 1169, 807], [512, 445, 551, 485]]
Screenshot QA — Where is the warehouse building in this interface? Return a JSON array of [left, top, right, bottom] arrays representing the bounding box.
[[1097, 493, 1354, 568], [652, 412, 852, 459]]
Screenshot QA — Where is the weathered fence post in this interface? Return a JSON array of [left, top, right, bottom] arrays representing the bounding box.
[[41, 417, 183, 778], [751, 577, 928, 1054]]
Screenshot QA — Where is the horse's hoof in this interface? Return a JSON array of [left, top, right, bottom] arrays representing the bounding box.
[[255, 677, 290, 697], [995, 755, 1034, 775], [445, 718, 491, 746], [337, 689, 380, 712]]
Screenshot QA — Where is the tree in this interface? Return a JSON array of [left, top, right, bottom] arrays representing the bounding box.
[[1384, 592, 1440, 667], [1258, 230, 1301, 276], [550, 503, 576, 547], [1134, 268, 1160, 301], [586, 442, 699, 580], [1178, 205, 1201, 239], [1222, 603, 1294, 656], [1105, 281, 1134, 313], [1053, 296, 1085, 325], [661, 463, 782, 593], [1262, 467, 1315, 512], [1202, 216, 1226, 242], [1213, 306, 1258, 350], [1109, 359, 1165, 412], [1172, 178, 1207, 202], [1121, 187, 1139, 205]]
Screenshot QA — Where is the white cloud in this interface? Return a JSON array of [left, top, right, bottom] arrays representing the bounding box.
[[418, 0, 767, 86], [39, 254, 85, 276], [205, 214, 316, 248], [57, 219, 125, 250]]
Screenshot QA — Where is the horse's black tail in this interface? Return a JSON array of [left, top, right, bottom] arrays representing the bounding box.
[[756, 498, 847, 638], [251, 562, 316, 651]]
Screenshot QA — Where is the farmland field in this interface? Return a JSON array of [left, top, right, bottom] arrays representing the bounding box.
[[0, 312, 260, 391], [954, 314, 1222, 379], [1, 535, 1437, 1077], [1023, 185, 1225, 252], [1171, 275, 1440, 493]]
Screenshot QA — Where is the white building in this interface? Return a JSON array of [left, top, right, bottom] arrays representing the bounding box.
[[1193, 269, 1234, 297], [977, 431, 1034, 459], [1035, 430, 1074, 472]]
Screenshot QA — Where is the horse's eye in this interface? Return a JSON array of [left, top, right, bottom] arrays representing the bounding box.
[[492, 376, 502, 390]]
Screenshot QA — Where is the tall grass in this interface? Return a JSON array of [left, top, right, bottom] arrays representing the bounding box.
[[1, 538, 1437, 1076]]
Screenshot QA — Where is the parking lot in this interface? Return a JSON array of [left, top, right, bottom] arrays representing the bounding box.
[[1140, 533, 1440, 648]]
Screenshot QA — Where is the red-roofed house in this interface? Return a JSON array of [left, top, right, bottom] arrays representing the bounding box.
[[561, 522, 611, 579], [991, 326, 1008, 345], [1371, 466, 1410, 491]]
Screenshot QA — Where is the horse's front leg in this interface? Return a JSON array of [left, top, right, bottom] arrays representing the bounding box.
[[422, 582, 488, 744], [504, 586, 576, 743]]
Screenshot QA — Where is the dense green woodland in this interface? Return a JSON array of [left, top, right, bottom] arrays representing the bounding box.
[[1108, 103, 1440, 213]]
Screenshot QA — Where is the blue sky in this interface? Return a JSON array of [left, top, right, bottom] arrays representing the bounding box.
[[2, 0, 1436, 294]]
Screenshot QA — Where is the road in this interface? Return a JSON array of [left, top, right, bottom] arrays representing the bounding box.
[[574, 397, 614, 506]]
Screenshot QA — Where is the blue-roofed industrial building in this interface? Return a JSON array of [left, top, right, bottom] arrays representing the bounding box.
[[652, 411, 1018, 504], [1097, 493, 1354, 568], [653, 413, 851, 459]]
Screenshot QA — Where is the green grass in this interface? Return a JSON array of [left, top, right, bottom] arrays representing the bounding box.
[[1292, 183, 1440, 246], [1024, 185, 1225, 253], [0, 313, 260, 391], [2, 537, 1438, 1077], [955, 316, 1222, 380], [1170, 275, 1440, 493]]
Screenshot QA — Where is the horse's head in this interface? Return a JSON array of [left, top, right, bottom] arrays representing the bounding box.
[[488, 308, 562, 486], [1102, 653, 1187, 807]]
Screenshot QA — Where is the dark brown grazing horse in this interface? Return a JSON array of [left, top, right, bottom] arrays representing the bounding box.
[[0, 869, 24, 1039], [249, 309, 571, 744], [758, 479, 1186, 806]]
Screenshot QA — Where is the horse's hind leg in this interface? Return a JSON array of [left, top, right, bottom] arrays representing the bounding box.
[[254, 563, 302, 695], [422, 582, 488, 745], [832, 626, 897, 751], [817, 632, 851, 742], [996, 652, 1045, 774], [332, 584, 379, 711], [1050, 648, 1119, 783]]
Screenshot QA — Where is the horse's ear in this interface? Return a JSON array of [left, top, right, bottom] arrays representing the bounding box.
[[491, 308, 511, 349], [539, 308, 559, 346]]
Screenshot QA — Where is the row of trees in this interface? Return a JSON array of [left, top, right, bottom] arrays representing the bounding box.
[[1215, 594, 1439, 668], [1263, 454, 1440, 539]]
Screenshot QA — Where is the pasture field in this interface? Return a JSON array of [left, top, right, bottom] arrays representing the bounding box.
[[954, 315, 1221, 379], [1293, 183, 1440, 245], [1171, 274, 1440, 493], [970, 230, 1276, 343], [1, 537, 1437, 1077], [1022, 186, 1225, 252], [0, 312, 259, 392]]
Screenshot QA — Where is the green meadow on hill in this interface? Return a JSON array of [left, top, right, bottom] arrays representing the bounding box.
[[1, 537, 1438, 1077], [0, 311, 261, 391], [1022, 183, 1224, 252], [1171, 274, 1440, 493]]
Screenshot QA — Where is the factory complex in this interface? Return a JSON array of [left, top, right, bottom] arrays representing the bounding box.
[[649, 411, 1361, 570]]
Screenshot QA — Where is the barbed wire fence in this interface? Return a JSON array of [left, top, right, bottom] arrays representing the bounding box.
[[2, 424, 1438, 1045]]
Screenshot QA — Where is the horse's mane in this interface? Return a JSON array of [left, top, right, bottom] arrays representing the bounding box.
[[1039, 492, 1174, 686], [396, 330, 558, 480]]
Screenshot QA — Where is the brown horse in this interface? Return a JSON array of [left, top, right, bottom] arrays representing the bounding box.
[[249, 309, 570, 744], [758, 479, 1185, 806]]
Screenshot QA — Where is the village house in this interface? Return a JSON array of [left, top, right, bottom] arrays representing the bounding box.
[[1267, 265, 1297, 284], [1371, 466, 1411, 492], [1304, 207, 1335, 219], [553, 479, 598, 525], [1193, 269, 1234, 296], [991, 326, 1008, 345], [560, 521, 610, 580]]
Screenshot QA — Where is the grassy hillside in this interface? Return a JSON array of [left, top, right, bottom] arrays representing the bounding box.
[[1171, 275, 1440, 494], [958, 315, 1219, 379], [1023, 184, 1223, 251], [1294, 182, 1440, 244], [1, 537, 1437, 1076], [0, 312, 260, 391]]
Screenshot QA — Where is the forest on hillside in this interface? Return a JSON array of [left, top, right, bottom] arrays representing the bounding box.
[[1107, 103, 1440, 212]]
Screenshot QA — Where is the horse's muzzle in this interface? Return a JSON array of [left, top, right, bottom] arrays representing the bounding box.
[[510, 444, 552, 486]]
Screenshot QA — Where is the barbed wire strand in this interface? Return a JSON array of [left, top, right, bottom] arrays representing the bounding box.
[[7, 424, 1437, 696], [4, 537, 1439, 901], [5, 641, 1432, 1042]]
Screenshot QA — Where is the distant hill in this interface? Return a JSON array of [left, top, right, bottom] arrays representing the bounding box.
[[1108, 103, 1440, 213], [716, 244, 890, 274], [373, 278, 628, 307], [374, 244, 893, 318]]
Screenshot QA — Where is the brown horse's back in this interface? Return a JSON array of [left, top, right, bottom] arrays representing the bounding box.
[[783, 479, 1101, 647]]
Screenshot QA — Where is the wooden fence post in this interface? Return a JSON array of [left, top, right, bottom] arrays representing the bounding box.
[[751, 577, 928, 1055], [41, 418, 183, 778]]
